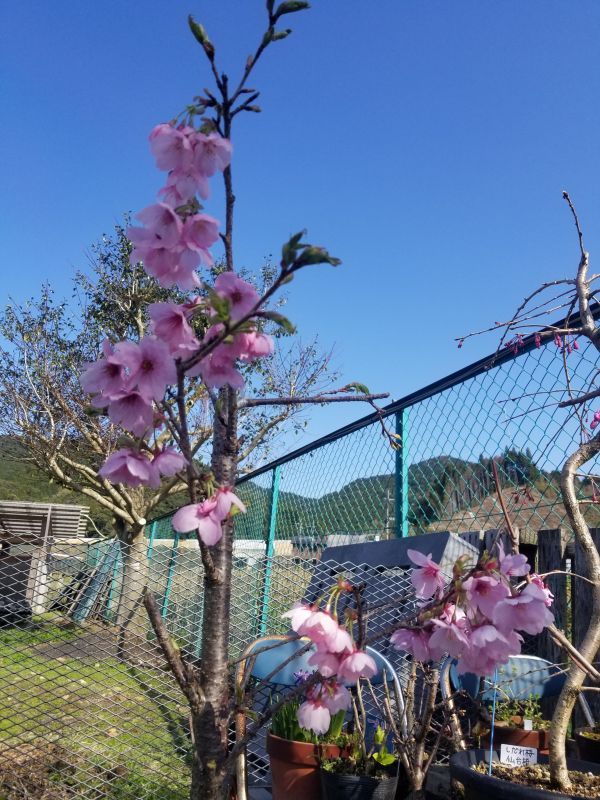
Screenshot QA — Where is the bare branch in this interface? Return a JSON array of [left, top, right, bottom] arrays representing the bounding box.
[[238, 391, 389, 408], [144, 590, 204, 709]]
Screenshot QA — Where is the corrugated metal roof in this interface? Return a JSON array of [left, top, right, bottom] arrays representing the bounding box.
[[0, 501, 89, 541]]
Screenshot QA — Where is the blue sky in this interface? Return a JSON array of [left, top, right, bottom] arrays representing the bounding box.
[[2, 0, 600, 445]]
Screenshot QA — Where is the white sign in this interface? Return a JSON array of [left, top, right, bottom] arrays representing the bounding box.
[[500, 743, 538, 767]]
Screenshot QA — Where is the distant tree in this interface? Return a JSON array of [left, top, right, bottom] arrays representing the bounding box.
[[0, 222, 335, 656], [501, 446, 541, 485]]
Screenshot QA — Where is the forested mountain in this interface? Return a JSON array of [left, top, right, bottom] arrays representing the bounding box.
[[3, 435, 593, 540], [234, 448, 585, 540]]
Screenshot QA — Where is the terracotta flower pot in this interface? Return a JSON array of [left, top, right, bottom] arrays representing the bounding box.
[[575, 727, 600, 763], [483, 724, 549, 754], [266, 732, 345, 800]]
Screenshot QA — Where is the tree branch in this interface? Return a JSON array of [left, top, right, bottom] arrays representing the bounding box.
[[238, 391, 389, 408], [144, 590, 204, 709]]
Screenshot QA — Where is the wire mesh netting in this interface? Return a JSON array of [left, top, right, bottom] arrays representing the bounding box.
[[236, 334, 600, 546], [0, 330, 598, 797]]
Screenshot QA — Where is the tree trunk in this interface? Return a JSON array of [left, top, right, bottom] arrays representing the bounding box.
[[115, 520, 149, 662], [192, 388, 238, 800], [549, 434, 600, 790]]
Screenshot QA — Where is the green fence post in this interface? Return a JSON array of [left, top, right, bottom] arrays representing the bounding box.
[[395, 409, 409, 537], [146, 520, 157, 560], [161, 531, 180, 619], [104, 554, 120, 620], [258, 466, 281, 635]]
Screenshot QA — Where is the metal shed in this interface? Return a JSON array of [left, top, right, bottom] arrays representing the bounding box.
[[0, 501, 89, 622]]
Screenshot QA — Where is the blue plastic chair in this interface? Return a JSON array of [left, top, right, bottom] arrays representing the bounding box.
[[234, 635, 405, 798]]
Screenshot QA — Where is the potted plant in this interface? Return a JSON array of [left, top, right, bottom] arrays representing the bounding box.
[[320, 725, 398, 800], [481, 695, 551, 754], [574, 724, 600, 764], [267, 699, 351, 800]]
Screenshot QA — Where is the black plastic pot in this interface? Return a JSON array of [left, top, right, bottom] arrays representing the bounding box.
[[574, 727, 600, 763], [320, 769, 398, 800], [449, 748, 600, 800]]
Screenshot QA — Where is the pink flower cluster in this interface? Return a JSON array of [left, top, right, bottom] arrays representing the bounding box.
[[390, 547, 554, 676], [146, 274, 273, 391], [81, 121, 272, 490], [128, 203, 220, 290], [99, 446, 186, 489], [297, 680, 351, 735], [590, 410, 600, 431], [127, 124, 231, 289], [172, 487, 246, 546], [282, 599, 378, 734], [150, 124, 232, 205], [82, 338, 177, 437]]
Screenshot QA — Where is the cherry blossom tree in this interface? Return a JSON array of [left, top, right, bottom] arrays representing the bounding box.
[[74, 4, 391, 797]]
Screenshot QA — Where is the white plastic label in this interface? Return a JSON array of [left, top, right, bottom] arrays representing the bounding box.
[[500, 743, 538, 767]]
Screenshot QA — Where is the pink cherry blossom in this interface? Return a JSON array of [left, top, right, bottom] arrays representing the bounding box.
[[152, 447, 187, 477], [128, 206, 207, 291], [129, 229, 200, 290], [493, 583, 554, 635], [193, 132, 232, 176], [212, 273, 259, 321], [337, 649, 378, 683], [407, 549, 445, 599], [297, 698, 330, 735], [149, 251, 203, 290], [116, 337, 176, 401], [456, 625, 521, 676], [107, 389, 154, 436], [99, 448, 160, 488], [297, 611, 340, 649], [428, 619, 470, 660], [160, 167, 210, 204], [182, 214, 220, 266], [135, 203, 184, 248], [282, 603, 313, 632], [213, 487, 247, 519], [390, 628, 432, 662], [498, 543, 530, 577], [193, 347, 245, 391], [235, 331, 274, 362], [307, 650, 340, 678], [530, 574, 554, 607], [172, 498, 222, 546], [171, 488, 246, 546], [323, 625, 353, 655], [439, 603, 467, 626], [81, 339, 128, 401], [149, 124, 194, 172], [462, 575, 510, 619], [322, 682, 351, 714], [148, 302, 200, 356]]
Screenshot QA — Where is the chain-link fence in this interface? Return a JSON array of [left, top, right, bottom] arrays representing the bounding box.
[[235, 325, 600, 550], [0, 319, 598, 798]]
